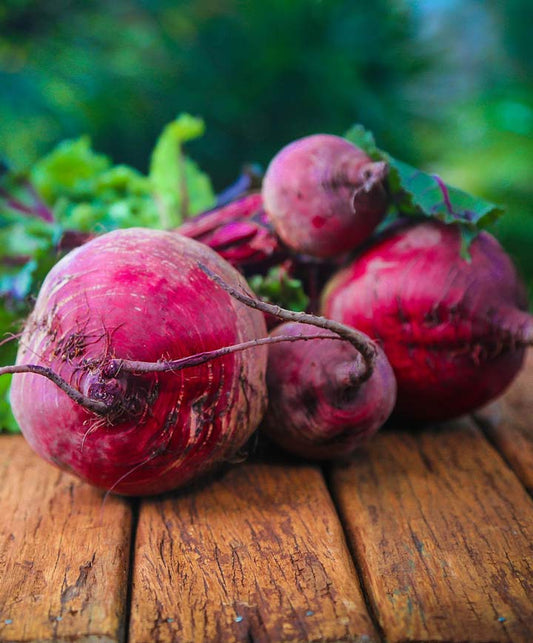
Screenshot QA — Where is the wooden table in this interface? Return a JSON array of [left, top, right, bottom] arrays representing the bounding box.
[[1, 355, 532, 643]]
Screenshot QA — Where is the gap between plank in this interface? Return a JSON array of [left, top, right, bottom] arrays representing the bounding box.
[[321, 465, 386, 643], [124, 497, 140, 643]]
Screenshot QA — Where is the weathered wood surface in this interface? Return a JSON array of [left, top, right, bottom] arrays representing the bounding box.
[[0, 436, 132, 643], [130, 462, 376, 643], [475, 351, 533, 493], [330, 417, 533, 642], [0, 353, 532, 642]]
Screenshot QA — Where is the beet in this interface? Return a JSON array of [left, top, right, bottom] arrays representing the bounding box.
[[262, 134, 389, 258], [8, 228, 268, 495], [321, 220, 533, 421], [261, 322, 397, 459]]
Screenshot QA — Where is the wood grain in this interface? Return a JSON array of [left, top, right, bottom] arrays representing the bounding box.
[[0, 436, 133, 643], [329, 418, 533, 642], [475, 351, 533, 492], [130, 461, 377, 643]]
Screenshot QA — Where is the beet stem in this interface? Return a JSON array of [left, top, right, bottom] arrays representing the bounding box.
[[103, 333, 343, 376], [0, 364, 108, 415], [198, 263, 378, 381]]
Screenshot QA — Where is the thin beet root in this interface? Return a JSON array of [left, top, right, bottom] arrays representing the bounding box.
[[0, 333, 342, 416], [198, 262, 378, 382], [0, 363, 108, 415], [199, 264, 394, 458], [322, 219, 533, 421]]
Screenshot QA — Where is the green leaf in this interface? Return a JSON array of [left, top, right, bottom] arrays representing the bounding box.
[[54, 164, 160, 232], [386, 157, 504, 230], [248, 267, 309, 312], [149, 114, 215, 227], [0, 307, 20, 434], [345, 123, 504, 233], [344, 123, 380, 159], [0, 375, 19, 434], [31, 137, 111, 204], [0, 260, 35, 302]]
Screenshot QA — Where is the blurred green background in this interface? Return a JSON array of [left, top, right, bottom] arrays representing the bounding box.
[[1, 0, 532, 283]]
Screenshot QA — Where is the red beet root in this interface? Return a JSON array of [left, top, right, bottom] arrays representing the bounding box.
[[8, 228, 268, 495], [262, 322, 397, 459], [262, 134, 389, 258], [321, 220, 533, 421]]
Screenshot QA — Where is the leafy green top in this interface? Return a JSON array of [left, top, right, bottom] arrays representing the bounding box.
[[0, 113, 215, 306], [248, 267, 310, 313], [345, 124, 504, 236]]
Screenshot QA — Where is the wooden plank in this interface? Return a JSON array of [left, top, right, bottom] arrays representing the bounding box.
[[130, 461, 377, 643], [475, 351, 533, 493], [0, 435, 132, 643], [329, 418, 533, 643]]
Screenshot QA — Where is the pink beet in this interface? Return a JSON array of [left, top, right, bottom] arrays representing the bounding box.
[[262, 134, 389, 258], [8, 228, 268, 495], [262, 322, 396, 459], [321, 220, 533, 421]]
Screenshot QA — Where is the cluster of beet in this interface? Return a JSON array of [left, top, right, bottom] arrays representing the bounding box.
[[181, 134, 531, 438], [4, 135, 531, 496]]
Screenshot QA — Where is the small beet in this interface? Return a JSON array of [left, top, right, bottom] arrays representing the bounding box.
[[321, 220, 533, 421], [262, 134, 389, 258], [261, 322, 397, 459]]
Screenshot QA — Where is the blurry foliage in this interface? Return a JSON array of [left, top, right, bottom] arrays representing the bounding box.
[[407, 0, 533, 293], [0, 0, 532, 283], [1, 0, 428, 185]]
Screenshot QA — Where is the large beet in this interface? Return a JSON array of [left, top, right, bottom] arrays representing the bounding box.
[[10, 228, 268, 495], [322, 220, 532, 421]]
